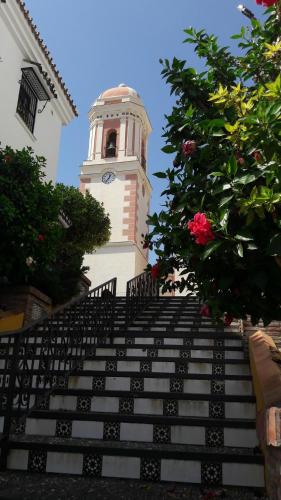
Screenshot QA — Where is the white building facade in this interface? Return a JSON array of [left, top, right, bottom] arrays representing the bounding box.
[[0, 0, 77, 182], [81, 84, 152, 295]]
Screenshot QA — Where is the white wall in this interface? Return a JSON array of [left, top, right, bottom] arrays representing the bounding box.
[[84, 244, 137, 296], [0, 15, 62, 182]]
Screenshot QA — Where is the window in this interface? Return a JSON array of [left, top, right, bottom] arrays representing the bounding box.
[[16, 72, 38, 133], [105, 130, 117, 158], [16, 67, 50, 134]]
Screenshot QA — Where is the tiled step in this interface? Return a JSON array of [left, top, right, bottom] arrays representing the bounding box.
[[32, 391, 256, 420], [18, 411, 258, 448], [6, 436, 264, 487]]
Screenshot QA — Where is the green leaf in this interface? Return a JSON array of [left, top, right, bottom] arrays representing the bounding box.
[[201, 240, 223, 260], [210, 172, 224, 177], [268, 234, 281, 256], [227, 156, 238, 177], [219, 195, 233, 208], [161, 145, 176, 154], [219, 208, 229, 230], [153, 171, 167, 179], [234, 229, 253, 241], [234, 174, 256, 185], [237, 242, 243, 258]]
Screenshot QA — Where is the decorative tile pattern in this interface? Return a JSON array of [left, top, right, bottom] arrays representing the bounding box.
[[140, 360, 152, 374], [206, 427, 224, 447], [211, 380, 225, 395], [105, 360, 117, 372], [56, 419, 72, 438], [88, 348, 96, 359], [28, 450, 47, 473], [209, 401, 225, 419], [71, 360, 83, 372], [35, 394, 50, 410], [140, 457, 161, 482], [77, 396, 91, 413], [163, 399, 178, 416], [214, 350, 225, 361], [183, 338, 193, 347], [147, 348, 158, 358], [130, 377, 144, 392], [83, 454, 102, 477], [53, 374, 68, 389], [92, 376, 106, 391], [119, 397, 134, 415], [176, 361, 188, 374], [201, 462, 222, 486], [214, 339, 224, 348], [212, 364, 224, 377], [154, 338, 164, 346], [11, 417, 26, 435], [116, 348, 126, 358], [180, 350, 191, 359], [170, 378, 183, 393], [153, 424, 171, 443], [103, 422, 120, 441]]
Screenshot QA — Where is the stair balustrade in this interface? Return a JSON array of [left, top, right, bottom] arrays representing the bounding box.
[[0, 277, 117, 469], [126, 271, 159, 327]]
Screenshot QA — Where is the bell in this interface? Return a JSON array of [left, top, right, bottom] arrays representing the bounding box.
[[106, 141, 116, 157]]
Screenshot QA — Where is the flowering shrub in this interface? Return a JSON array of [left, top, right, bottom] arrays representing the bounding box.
[[148, 3, 281, 325]]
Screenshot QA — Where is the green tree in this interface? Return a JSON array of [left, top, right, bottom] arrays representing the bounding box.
[[0, 146, 62, 285], [148, 2, 281, 325], [33, 184, 111, 304], [0, 147, 111, 304]]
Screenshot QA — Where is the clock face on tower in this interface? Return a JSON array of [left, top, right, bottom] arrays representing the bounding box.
[[102, 171, 116, 184]]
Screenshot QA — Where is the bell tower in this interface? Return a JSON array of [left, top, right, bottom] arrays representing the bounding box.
[[80, 84, 152, 295]]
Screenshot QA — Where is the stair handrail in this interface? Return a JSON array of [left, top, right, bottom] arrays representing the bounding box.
[[0, 277, 117, 469], [126, 271, 159, 326]]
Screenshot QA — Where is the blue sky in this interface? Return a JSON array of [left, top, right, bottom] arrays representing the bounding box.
[[26, 0, 263, 228]]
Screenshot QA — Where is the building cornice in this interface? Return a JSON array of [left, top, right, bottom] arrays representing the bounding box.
[[0, 0, 78, 123]]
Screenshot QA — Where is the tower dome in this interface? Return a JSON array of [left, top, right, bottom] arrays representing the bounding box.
[[100, 83, 139, 99]]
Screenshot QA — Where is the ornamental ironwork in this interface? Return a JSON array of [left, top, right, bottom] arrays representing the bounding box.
[[0, 277, 117, 469], [126, 271, 159, 326]]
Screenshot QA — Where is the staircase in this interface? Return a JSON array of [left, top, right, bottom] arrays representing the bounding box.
[[0, 292, 264, 490]]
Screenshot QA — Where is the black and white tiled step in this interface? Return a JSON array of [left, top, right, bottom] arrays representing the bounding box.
[[13, 410, 258, 448], [6, 437, 264, 488], [31, 391, 257, 420]]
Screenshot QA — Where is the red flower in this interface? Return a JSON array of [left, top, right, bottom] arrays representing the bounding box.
[[143, 241, 149, 249], [251, 150, 262, 162], [151, 263, 159, 280], [3, 155, 12, 163], [256, 0, 278, 6], [224, 313, 233, 327], [182, 140, 197, 157], [200, 304, 211, 317], [38, 234, 45, 242], [187, 212, 215, 246]]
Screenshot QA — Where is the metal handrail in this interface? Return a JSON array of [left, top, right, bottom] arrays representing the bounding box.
[[0, 277, 117, 469], [126, 271, 159, 326]]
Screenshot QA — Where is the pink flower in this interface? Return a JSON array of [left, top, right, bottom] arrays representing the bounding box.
[[256, 0, 278, 6], [200, 304, 211, 317], [187, 212, 215, 246], [224, 313, 233, 327], [235, 152, 245, 165], [182, 140, 197, 157], [151, 263, 159, 280]]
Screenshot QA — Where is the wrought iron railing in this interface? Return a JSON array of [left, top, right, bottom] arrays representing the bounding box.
[[0, 277, 117, 468], [126, 271, 159, 326]]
